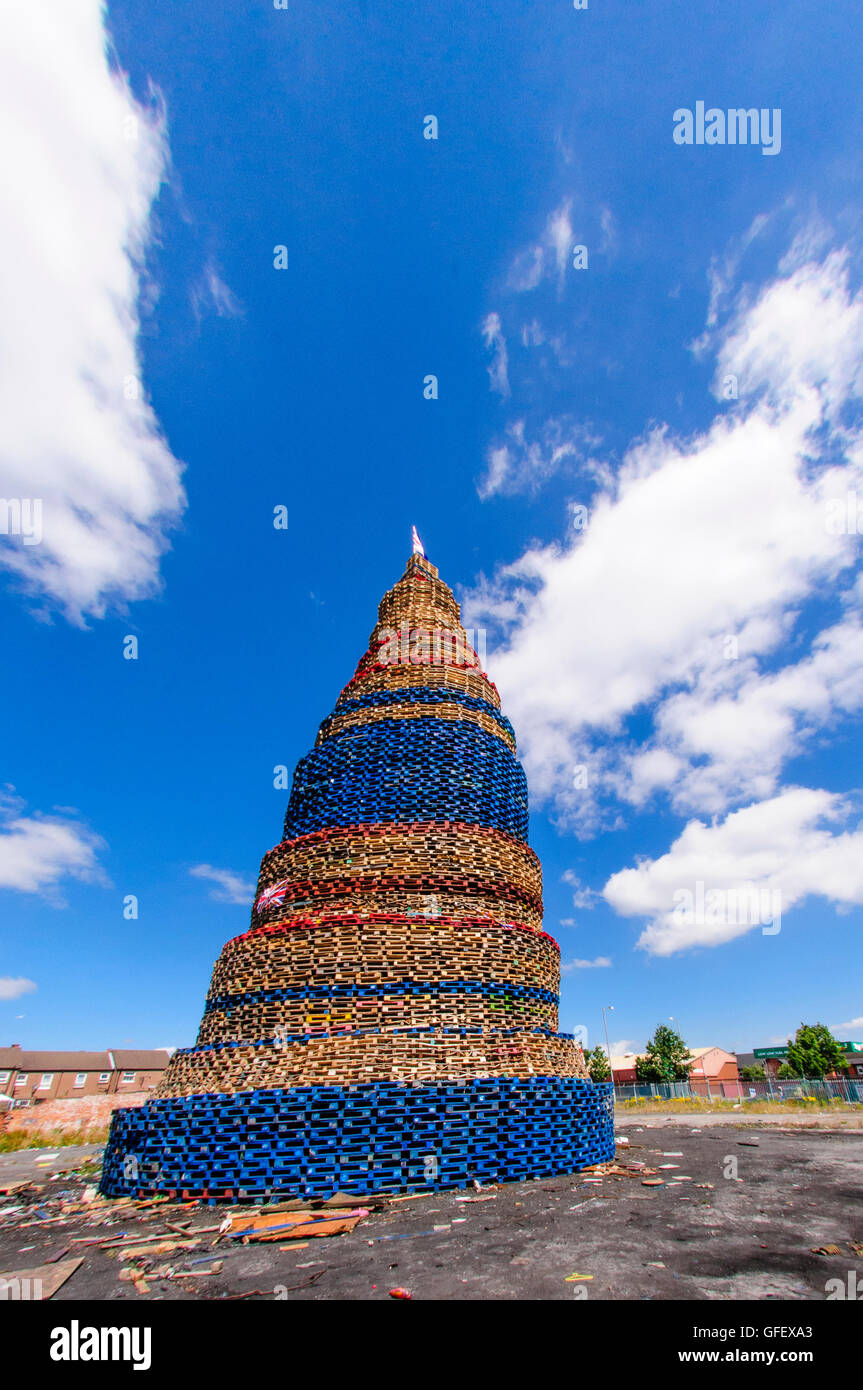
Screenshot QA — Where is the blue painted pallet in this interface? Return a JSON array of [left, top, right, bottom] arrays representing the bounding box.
[[100, 1076, 613, 1200]]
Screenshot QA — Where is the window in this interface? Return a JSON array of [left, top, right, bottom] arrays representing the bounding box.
[[98, 1072, 110, 1084], [14, 1074, 27, 1086], [0, 1071, 9, 1084], [73, 1073, 87, 1087], [120, 1071, 136, 1084], [38, 1073, 54, 1089]]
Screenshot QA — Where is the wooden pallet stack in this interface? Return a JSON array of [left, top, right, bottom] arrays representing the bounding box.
[[101, 549, 612, 1199]]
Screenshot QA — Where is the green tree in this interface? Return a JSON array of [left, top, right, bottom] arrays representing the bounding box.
[[584, 1046, 611, 1082], [635, 1024, 691, 1083], [785, 1023, 847, 1080], [776, 1063, 799, 1080], [740, 1064, 766, 1082]]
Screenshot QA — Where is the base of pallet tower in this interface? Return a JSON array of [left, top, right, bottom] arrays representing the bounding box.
[[99, 1077, 614, 1200]]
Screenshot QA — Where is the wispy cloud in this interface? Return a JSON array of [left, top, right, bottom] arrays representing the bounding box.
[[480, 312, 510, 397], [189, 863, 254, 905], [561, 956, 612, 971], [507, 198, 574, 294], [192, 259, 243, 320], [562, 869, 598, 909], [477, 416, 601, 499], [830, 1016, 863, 1035], [598, 205, 617, 257]]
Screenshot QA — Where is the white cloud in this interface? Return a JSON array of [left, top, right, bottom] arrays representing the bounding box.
[[598, 205, 617, 257], [691, 211, 771, 350], [713, 248, 863, 419], [647, 607, 863, 814], [562, 869, 598, 909], [0, 978, 37, 1002], [190, 864, 254, 905], [480, 312, 510, 397], [477, 416, 600, 499], [603, 787, 863, 955], [192, 260, 243, 320], [0, 1, 185, 623], [507, 199, 574, 294], [547, 201, 574, 285], [561, 955, 612, 971], [830, 1016, 863, 1036], [0, 793, 106, 899], [466, 246, 863, 831]]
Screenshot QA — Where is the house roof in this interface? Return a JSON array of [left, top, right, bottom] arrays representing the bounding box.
[[0, 1048, 170, 1072], [610, 1053, 640, 1070], [111, 1051, 172, 1069], [609, 1047, 737, 1071]]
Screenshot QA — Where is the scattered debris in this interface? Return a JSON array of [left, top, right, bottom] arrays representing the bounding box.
[[0, 1255, 82, 1299], [564, 1272, 593, 1282], [226, 1209, 369, 1242], [811, 1244, 843, 1256], [389, 1286, 412, 1299], [323, 1190, 384, 1210]]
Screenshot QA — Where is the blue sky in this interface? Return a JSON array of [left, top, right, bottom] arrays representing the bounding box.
[[1, 0, 862, 1057]]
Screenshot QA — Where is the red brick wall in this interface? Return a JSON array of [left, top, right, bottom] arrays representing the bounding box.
[[1, 1092, 149, 1134]]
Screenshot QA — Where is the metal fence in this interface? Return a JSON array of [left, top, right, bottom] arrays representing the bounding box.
[[613, 1078, 863, 1104]]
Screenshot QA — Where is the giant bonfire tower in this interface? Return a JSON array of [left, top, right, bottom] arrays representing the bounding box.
[[102, 540, 613, 1199]]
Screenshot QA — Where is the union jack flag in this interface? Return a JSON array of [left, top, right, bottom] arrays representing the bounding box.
[[254, 877, 289, 915]]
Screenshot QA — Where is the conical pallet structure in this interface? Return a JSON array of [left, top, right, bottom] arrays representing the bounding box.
[[101, 549, 613, 1199]]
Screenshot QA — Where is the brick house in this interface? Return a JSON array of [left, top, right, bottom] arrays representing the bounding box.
[[610, 1046, 740, 1092], [610, 1053, 640, 1084], [687, 1046, 740, 1095], [0, 1047, 171, 1106]]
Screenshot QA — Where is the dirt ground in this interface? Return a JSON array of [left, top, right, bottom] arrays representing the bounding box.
[[1, 1120, 860, 1301]]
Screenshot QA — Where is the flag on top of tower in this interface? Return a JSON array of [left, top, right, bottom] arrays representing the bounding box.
[[411, 525, 425, 556]]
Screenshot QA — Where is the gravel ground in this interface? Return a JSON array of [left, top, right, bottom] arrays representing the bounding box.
[[1, 1122, 860, 1301]]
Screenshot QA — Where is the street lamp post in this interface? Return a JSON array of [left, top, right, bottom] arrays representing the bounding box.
[[602, 1004, 614, 1090]]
